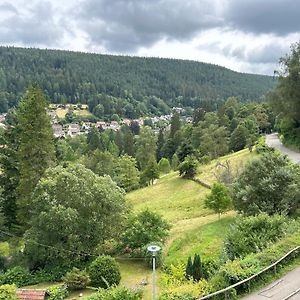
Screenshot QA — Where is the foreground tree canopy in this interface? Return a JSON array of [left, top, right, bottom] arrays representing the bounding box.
[[232, 152, 300, 216], [24, 164, 127, 269]]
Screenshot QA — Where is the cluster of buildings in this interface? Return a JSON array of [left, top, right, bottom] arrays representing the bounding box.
[[52, 119, 145, 139], [0, 106, 187, 139]]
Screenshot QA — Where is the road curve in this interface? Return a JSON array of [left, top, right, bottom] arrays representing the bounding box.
[[265, 133, 300, 164], [242, 265, 300, 300]]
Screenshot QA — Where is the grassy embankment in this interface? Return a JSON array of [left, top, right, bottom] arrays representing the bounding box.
[[123, 149, 256, 298]]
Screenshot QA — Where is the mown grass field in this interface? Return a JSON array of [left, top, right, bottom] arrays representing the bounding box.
[[56, 108, 93, 119]]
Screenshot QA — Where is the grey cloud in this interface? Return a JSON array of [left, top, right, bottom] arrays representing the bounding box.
[[232, 44, 289, 64], [0, 1, 63, 46], [0, 2, 18, 13], [200, 37, 289, 64], [225, 0, 300, 35], [76, 0, 223, 51]]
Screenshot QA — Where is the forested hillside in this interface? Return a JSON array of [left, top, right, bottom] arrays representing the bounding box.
[[0, 47, 275, 117]]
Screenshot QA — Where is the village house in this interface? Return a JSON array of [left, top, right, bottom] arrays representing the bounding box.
[[52, 124, 65, 138], [109, 121, 121, 131], [67, 123, 81, 137]]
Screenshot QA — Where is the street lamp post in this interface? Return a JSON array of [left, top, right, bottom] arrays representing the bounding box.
[[147, 245, 161, 300]]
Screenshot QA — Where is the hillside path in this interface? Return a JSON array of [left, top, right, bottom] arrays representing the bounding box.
[[266, 133, 300, 164], [242, 265, 300, 300]]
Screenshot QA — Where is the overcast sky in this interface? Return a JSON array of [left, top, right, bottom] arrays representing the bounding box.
[[1, 0, 299, 75]]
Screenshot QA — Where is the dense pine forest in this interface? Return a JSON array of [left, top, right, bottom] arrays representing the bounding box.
[[0, 47, 275, 117]]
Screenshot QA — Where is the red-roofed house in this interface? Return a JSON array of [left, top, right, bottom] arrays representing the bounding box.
[[17, 289, 48, 300]]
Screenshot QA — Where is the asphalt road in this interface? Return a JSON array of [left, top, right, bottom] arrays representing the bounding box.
[[265, 133, 300, 164], [242, 265, 300, 300], [242, 133, 300, 299]]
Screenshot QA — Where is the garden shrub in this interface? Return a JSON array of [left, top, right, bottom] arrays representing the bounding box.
[[63, 267, 90, 290], [87, 286, 143, 300], [0, 266, 33, 287], [47, 286, 69, 300], [159, 279, 210, 300], [201, 257, 219, 279], [88, 256, 121, 288], [0, 284, 18, 300], [223, 214, 288, 260]]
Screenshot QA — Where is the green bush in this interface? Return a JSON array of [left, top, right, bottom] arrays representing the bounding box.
[[232, 152, 300, 216], [201, 257, 219, 280], [87, 286, 143, 300], [178, 156, 198, 179], [159, 279, 209, 300], [255, 137, 272, 154], [63, 267, 90, 290], [223, 214, 288, 260], [158, 158, 171, 174], [0, 266, 33, 287], [121, 210, 170, 255], [47, 286, 69, 300], [0, 284, 18, 300], [88, 256, 121, 288]]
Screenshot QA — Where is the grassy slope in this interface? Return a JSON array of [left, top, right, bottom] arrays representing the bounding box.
[[124, 149, 256, 299], [196, 148, 256, 186]]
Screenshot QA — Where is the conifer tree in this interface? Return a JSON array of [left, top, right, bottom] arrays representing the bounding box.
[[16, 85, 55, 224], [156, 128, 165, 161], [0, 109, 20, 228], [192, 254, 203, 282], [87, 126, 101, 152], [185, 256, 193, 279], [170, 111, 181, 138], [123, 127, 135, 156]]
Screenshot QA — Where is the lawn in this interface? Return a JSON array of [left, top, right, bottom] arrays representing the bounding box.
[[165, 214, 235, 265], [56, 108, 93, 119], [118, 259, 154, 299], [127, 172, 211, 223]]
